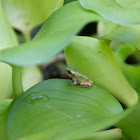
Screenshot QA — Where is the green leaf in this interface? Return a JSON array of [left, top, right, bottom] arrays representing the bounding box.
[[97, 20, 117, 38], [64, 36, 138, 107], [0, 63, 12, 100], [4, 0, 64, 40], [79, 0, 140, 25], [103, 26, 140, 50], [81, 128, 123, 140], [117, 102, 140, 139], [0, 2, 100, 66], [0, 0, 18, 99], [64, 0, 77, 5], [116, 44, 140, 94], [0, 0, 18, 49], [115, 0, 140, 8], [20, 129, 123, 140], [8, 79, 123, 140], [0, 99, 12, 140], [19, 129, 123, 140], [22, 66, 43, 91]]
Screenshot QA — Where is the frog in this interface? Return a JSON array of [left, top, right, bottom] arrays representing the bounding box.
[[65, 66, 93, 87]]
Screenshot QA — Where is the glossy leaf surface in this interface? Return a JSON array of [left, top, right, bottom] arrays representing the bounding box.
[[115, 0, 140, 8], [79, 0, 140, 25], [0, 99, 12, 140], [22, 66, 43, 91], [97, 20, 117, 38], [19, 129, 123, 140], [8, 79, 123, 140], [116, 44, 140, 94], [103, 26, 140, 50], [117, 102, 140, 139], [64, 0, 77, 5], [65, 36, 138, 107], [0, 2, 100, 66], [0, 0, 18, 99], [4, 0, 64, 35], [81, 128, 123, 140], [98, 36, 140, 139]]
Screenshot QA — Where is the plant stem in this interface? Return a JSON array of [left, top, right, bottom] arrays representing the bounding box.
[[23, 29, 31, 42], [12, 29, 31, 99], [12, 66, 23, 99]]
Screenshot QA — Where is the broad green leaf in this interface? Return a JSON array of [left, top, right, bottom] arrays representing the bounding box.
[[22, 66, 43, 91], [79, 0, 140, 25], [81, 128, 123, 140], [97, 20, 118, 38], [97, 20, 121, 50], [0, 99, 12, 140], [0, 2, 100, 66], [64, 36, 138, 107], [8, 79, 123, 140], [64, 0, 77, 5], [117, 102, 140, 140], [116, 44, 140, 94], [19, 128, 123, 140], [4, 0, 64, 40], [115, 0, 140, 8], [103, 26, 140, 50], [0, 0, 18, 49], [0, 63, 12, 100], [0, 0, 18, 99]]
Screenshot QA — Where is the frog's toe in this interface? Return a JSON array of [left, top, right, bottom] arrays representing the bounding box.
[[67, 81, 75, 86]]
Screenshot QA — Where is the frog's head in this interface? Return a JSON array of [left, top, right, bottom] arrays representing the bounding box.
[[65, 66, 78, 77]]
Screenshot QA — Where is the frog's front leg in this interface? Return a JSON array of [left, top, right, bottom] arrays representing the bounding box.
[[68, 77, 77, 86]]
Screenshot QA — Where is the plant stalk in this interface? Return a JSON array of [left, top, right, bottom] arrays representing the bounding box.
[[23, 29, 31, 42], [12, 66, 23, 99]]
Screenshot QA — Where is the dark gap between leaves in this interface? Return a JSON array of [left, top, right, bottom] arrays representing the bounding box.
[[31, 24, 43, 39], [14, 28, 24, 44], [78, 22, 97, 36], [125, 54, 140, 65], [125, 48, 140, 65]]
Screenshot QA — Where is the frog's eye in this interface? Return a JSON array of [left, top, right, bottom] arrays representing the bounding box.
[[67, 70, 71, 75]]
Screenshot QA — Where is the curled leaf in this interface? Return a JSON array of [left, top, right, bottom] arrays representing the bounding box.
[[0, 2, 100, 66], [65, 36, 138, 107], [79, 0, 140, 25]]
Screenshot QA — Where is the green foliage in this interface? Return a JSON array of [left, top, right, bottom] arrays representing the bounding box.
[[4, 0, 64, 40], [22, 66, 43, 91], [0, 0, 18, 100], [79, 0, 140, 25], [65, 36, 138, 107], [7, 79, 123, 140], [117, 102, 140, 139], [64, 0, 77, 5], [81, 129, 123, 140], [0, 100, 12, 140], [0, 0, 140, 140], [116, 44, 140, 94], [0, 2, 100, 66], [104, 26, 140, 49]]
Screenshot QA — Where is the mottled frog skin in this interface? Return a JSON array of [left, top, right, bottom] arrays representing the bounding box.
[[66, 66, 93, 87]]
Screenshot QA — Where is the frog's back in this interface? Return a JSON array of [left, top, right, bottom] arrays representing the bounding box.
[[68, 66, 80, 72]]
